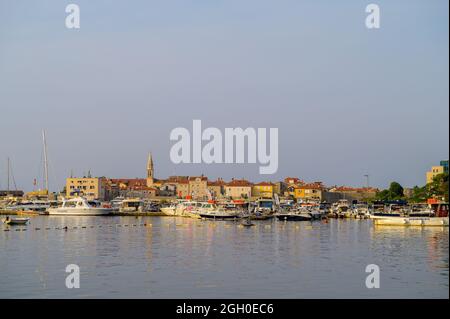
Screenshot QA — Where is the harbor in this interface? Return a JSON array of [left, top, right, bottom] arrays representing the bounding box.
[[0, 215, 447, 298]]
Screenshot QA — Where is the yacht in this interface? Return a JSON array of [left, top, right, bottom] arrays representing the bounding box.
[[47, 197, 112, 216], [199, 203, 240, 219]]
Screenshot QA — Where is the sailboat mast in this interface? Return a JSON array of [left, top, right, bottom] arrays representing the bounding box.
[[42, 130, 49, 192]]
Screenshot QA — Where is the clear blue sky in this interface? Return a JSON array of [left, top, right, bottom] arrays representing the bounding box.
[[0, 0, 448, 192]]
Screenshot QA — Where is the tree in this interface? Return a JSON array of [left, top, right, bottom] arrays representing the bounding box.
[[375, 181, 405, 201], [427, 172, 449, 202], [388, 182, 404, 199]]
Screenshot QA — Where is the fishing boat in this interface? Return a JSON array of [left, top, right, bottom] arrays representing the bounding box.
[[2, 216, 30, 225], [47, 197, 112, 216]]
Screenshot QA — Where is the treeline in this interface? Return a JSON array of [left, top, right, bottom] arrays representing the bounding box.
[[375, 172, 449, 203]]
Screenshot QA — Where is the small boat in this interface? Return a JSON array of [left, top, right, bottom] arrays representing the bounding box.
[[240, 218, 255, 227], [2, 217, 30, 225]]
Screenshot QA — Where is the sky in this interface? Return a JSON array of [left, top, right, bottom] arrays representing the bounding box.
[[0, 0, 448, 192]]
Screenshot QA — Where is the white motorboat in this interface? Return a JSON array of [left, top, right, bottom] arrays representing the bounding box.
[[199, 203, 240, 219], [2, 217, 30, 225], [372, 215, 449, 227], [47, 197, 112, 216]]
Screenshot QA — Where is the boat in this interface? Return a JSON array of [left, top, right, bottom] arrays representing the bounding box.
[[353, 203, 370, 219], [47, 197, 112, 216], [199, 203, 240, 219], [372, 215, 449, 227], [369, 204, 405, 218], [407, 204, 434, 217], [275, 208, 312, 221], [2, 217, 30, 225], [160, 202, 178, 216], [240, 218, 255, 227], [119, 198, 144, 213]]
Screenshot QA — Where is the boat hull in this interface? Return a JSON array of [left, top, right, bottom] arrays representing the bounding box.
[[47, 208, 112, 216], [160, 207, 176, 216], [276, 215, 312, 221], [373, 216, 449, 226], [199, 214, 239, 219]]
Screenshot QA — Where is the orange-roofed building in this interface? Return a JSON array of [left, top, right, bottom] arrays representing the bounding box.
[[252, 182, 274, 198], [224, 179, 253, 199], [294, 182, 325, 201]]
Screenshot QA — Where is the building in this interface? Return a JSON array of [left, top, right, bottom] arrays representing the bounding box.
[[105, 178, 156, 199], [188, 175, 208, 200], [440, 160, 449, 173], [327, 186, 378, 202], [224, 179, 252, 199], [176, 180, 190, 198], [426, 165, 445, 184], [252, 182, 274, 198], [66, 176, 106, 200], [294, 182, 324, 201], [207, 178, 225, 199]]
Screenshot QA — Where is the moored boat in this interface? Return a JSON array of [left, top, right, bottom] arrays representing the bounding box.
[[47, 197, 112, 216], [2, 216, 30, 225], [372, 215, 449, 226]]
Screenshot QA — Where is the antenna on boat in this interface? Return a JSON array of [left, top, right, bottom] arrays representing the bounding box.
[[42, 130, 49, 193]]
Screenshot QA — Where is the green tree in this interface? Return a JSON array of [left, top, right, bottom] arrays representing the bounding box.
[[427, 172, 449, 202], [388, 182, 404, 199]]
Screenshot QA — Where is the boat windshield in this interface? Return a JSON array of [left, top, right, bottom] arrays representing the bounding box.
[[259, 201, 273, 208]]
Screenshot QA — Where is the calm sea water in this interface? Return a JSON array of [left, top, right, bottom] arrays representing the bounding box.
[[0, 216, 448, 298]]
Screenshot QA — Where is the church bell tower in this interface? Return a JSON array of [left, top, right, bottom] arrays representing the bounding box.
[[146, 153, 154, 187]]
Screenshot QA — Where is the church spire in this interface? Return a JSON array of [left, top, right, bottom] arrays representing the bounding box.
[[146, 153, 154, 186]]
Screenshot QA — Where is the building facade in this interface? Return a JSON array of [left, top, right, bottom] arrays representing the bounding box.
[[66, 177, 105, 200], [426, 166, 445, 184], [224, 179, 252, 199], [252, 182, 274, 198]]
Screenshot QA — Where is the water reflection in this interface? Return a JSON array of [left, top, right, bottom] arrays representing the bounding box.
[[0, 216, 448, 298]]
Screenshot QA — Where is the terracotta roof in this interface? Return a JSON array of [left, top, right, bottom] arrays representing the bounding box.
[[208, 180, 225, 186], [189, 176, 208, 181], [254, 182, 274, 187], [226, 179, 253, 187]]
